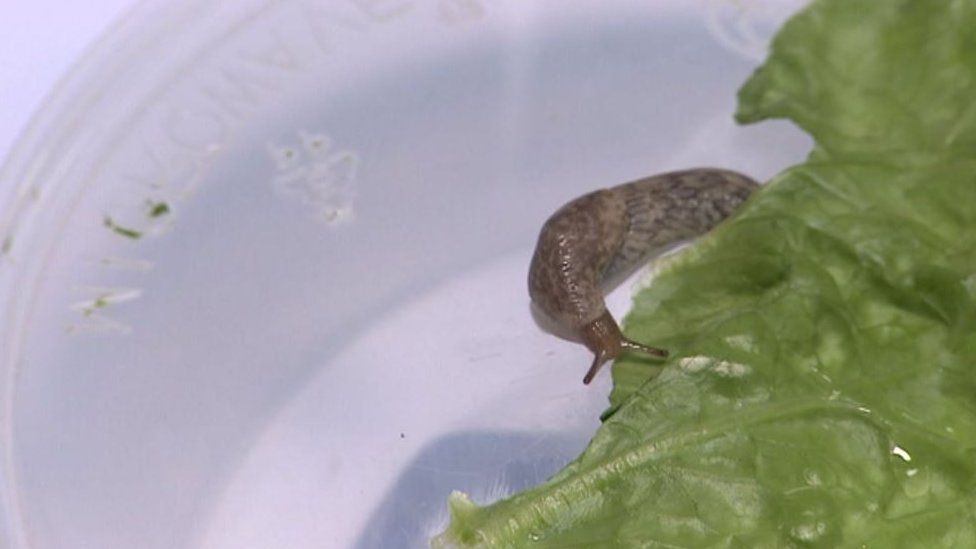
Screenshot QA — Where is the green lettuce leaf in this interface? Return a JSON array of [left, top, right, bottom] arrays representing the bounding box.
[[434, 0, 976, 546]]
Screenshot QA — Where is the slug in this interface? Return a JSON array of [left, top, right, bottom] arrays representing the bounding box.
[[528, 168, 759, 384]]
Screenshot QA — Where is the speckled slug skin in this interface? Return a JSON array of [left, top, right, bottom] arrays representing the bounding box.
[[528, 168, 758, 383]]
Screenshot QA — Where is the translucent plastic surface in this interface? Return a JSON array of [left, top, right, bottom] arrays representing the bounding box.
[[0, 1, 810, 547]]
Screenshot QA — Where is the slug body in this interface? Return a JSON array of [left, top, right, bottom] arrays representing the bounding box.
[[528, 168, 759, 384]]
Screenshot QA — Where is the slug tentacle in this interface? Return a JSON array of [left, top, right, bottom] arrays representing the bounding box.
[[528, 168, 759, 385], [579, 311, 668, 385]]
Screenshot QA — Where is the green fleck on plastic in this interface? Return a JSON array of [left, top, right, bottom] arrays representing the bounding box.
[[434, 0, 976, 546], [103, 216, 143, 240], [148, 201, 170, 218], [81, 295, 110, 318]]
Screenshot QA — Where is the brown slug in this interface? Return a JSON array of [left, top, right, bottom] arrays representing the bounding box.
[[528, 168, 759, 384]]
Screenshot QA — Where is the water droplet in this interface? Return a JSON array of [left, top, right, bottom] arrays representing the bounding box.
[[781, 490, 838, 546], [724, 334, 756, 351], [679, 355, 712, 373], [790, 520, 828, 543], [903, 467, 931, 498], [712, 359, 751, 377], [804, 469, 822, 486]]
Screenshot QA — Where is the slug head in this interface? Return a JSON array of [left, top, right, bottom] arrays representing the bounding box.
[[579, 311, 668, 384]]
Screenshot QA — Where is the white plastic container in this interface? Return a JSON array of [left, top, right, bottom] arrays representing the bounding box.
[[0, 1, 810, 547]]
